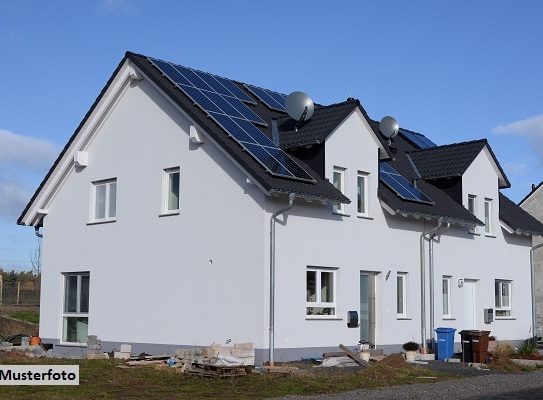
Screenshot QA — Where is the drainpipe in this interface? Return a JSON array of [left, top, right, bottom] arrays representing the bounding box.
[[34, 227, 43, 238], [530, 242, 543, 343], [420, 218, 447, 352], [428, 221, 450, 349], [269, 192, 295, 366]]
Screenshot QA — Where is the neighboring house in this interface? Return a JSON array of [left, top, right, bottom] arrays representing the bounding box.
[[18, 52, 543, 362], [519, 182, 543, 337]]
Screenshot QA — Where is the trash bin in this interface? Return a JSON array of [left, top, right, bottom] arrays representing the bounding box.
[[470, 330, 491, 363], [435, 327, 457, 361], [459, 330, 474, 363]]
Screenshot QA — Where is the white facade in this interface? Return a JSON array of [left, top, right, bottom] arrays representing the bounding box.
[[23, 59, 536, 362]]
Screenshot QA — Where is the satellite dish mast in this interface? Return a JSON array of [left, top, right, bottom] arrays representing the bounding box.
[[379, 116, 399, 144], [286, 91, 314, 131]]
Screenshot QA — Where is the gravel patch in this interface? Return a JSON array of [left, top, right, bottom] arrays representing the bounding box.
[[267, 365, 543, 399]]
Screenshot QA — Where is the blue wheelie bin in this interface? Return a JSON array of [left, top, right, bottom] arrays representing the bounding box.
[[435, 327, 457, 361]]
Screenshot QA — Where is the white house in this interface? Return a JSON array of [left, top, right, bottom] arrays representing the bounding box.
[[18, 52, 543, 362]]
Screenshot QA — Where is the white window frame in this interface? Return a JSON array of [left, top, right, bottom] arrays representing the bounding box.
[[91, 179, 117, 222], [162, 167, 180, 215], [442, 276, 452, 318], [467, 194, 477, 234], [306, 267, 337, 318], [357, 171, 369, 217], [396, 272, 408, 318], [62, 272, 90, 345], [332, 166, 346, 214], [495, 279, 512, 317], [484, 198, 493, 235]]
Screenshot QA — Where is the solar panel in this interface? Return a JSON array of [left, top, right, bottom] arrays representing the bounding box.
[[244, 84, 287, 112], [399, 129, 437, 149], [149, 57, 316, 183], [380, 163, 433, 204]]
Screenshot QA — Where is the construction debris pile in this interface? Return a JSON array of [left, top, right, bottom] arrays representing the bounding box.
[[122, 342, 255, 378]]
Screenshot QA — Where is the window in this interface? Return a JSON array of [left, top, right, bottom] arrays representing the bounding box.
[[332, 167, 346, 213], [62, 273, 90, 343], [442, 276, 452, 318], [357, 172, 369, 216], [306, 267, 336, 317], [484, 198, 492, 235], [467, 194, 477, 233], [92, 179, 117, 221], [495, 280, 512, 317], [163, 168, 180, 213], [397, 272, 408, 318]]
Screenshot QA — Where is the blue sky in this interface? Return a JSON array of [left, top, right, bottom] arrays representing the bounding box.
[[1, 0, 542, 271]]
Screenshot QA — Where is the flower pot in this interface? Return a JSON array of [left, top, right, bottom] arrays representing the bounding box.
[[405, 350, 417, 362]]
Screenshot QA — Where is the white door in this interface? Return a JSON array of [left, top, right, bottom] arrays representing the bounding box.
[[463, 279, 477, 329]]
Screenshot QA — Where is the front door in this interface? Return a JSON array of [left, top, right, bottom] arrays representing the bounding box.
[[360, 272, 376, 344], [463, 279, 477, 329]]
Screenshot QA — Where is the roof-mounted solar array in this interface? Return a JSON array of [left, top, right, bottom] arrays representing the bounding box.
[[244, 84, 287, 112], [399, 129, 437, 149], [149, 57, 315, 183], [380, 163, 433, 204]]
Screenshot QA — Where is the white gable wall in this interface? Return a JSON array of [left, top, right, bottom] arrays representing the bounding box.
[[40, 76, 269, 350]]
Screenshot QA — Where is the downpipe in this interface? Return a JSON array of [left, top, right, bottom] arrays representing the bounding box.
[[531, 242, 543, 343], [269, 193, 295, 366]]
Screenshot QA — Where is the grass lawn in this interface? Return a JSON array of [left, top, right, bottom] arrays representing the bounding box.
[[0, 355, 458, 399]]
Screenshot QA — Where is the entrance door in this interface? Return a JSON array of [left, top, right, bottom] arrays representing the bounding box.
[[360, 272, 376, 344], [463, 279, 477, 329]]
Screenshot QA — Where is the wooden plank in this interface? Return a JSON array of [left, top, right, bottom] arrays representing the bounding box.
[[126, 360, 166, 366], [338, 344, 370, 367], [323, 351, 347, 358]]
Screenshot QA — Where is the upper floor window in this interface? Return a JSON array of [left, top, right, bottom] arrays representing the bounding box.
[[163, 168, 180, 214], [332, 166, 346, 214], [495, 279, 512, 317], [357, 172, 369, 216], [306, 267, 337, 317], [92, 179, 117, 222], [467, 194, 477, 233], [484, 198, 493, 235]]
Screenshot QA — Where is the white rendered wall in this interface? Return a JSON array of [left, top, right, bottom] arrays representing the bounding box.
[[39, 77, 268, 349]]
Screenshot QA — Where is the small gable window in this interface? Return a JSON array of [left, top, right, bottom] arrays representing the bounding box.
[[484, 198, 493, 235], [332, 166, 346, 214], [162, 167, 180, 214], [92, 179, 117, 222]]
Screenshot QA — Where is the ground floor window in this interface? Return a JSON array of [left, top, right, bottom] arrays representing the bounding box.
[[397, 272, 408, 318], [306, 267, 337, 317], [62, 272, 90, 343], [495, 279, 512, 317], [442, 276, 452, 318]]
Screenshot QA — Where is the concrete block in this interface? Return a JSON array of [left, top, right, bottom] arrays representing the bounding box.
[[120, 344, 131, 353], [114, 352, 130, 360]]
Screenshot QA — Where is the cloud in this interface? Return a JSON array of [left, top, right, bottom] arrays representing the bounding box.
[[0, 129, 57, 170], [493, 114, 543, 163], [98, 0, 136, 15], [0, 129, 58, 222]]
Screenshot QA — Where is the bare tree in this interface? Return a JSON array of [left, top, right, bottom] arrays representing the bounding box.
[[29, 239, 42, 300]]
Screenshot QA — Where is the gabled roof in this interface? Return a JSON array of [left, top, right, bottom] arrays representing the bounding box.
[[500, 193, 543, 236], [519, 180, 543, 206], [408, 140, 510, 188], [277, 100, 359, 149], [377, 151, 483, 226]]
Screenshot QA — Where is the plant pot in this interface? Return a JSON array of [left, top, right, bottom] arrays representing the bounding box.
[[405, 350, 417, 362]]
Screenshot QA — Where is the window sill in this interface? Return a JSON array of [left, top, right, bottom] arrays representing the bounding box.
[[305, 316, 342, 321], [484, 234, 497, 238], [396, 317, 412, 320], [332, 211, 350, 217], [357, 215, 374, 220], [159, 211, 180, 217], [442, 317, 456, 320], [87, 219, 117, 226], [495, 317, 516, 320], [468, 231, 480, 236]]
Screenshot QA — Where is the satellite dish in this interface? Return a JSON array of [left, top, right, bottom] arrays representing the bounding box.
[[379, 116, 399, 139], [286, 91, 314, 125]]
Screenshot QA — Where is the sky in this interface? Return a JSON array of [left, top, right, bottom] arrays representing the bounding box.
[[1, 0, 543, 271]]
